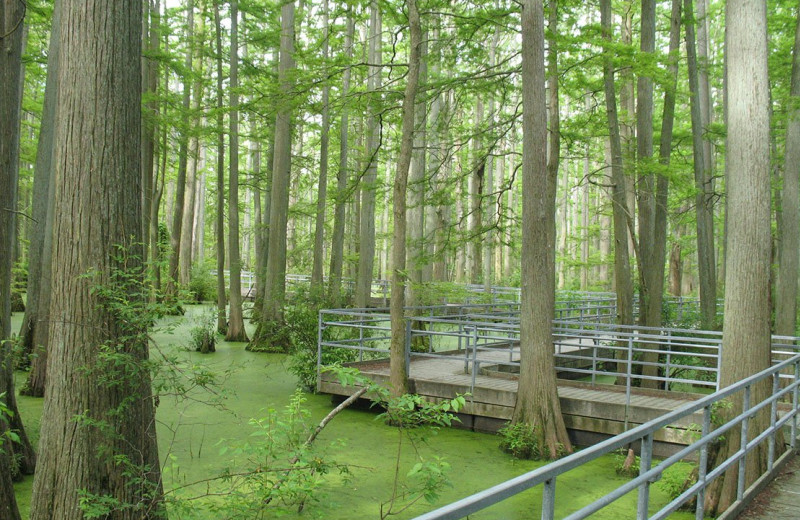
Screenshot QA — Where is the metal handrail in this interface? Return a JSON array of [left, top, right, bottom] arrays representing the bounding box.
[[413, 354, 800, 520]]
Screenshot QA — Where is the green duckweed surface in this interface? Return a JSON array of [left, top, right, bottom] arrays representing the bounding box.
[[11, 305, 698, 519]]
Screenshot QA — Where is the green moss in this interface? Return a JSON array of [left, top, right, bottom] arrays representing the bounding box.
[[11, 305, 698, 519]]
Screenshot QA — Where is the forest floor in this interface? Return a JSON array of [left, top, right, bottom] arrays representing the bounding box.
[[10, 304, 700, 519]]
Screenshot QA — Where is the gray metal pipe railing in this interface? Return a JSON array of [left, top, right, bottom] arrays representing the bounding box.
[[412, 354, 800, 520]]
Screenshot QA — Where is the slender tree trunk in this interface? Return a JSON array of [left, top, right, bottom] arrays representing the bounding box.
[[141, 0, 160, 271], [389, 0, 421, 398], [166, 0, 194, 306], [213, 0, 227, 334], [512, 0, 572, 458], [355, 1, 382, 308], [226, 0, 248, 342], [30, 3, 162, 517], [19, 0, 60, 390], [686, 0, 717, 330], [407, 28, 427, 303], [775, 13, 800, 337], [1, 1, 31, 516], [251, 0, 295, 350], [327, 11, 353, 306], [601, 0, 635, 382], [705, 0, 771, 512], [311, 0, 330, 296], [469, 100, 484, 284]]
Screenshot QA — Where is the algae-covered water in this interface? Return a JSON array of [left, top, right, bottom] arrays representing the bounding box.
[[11, 305, 698, 519]]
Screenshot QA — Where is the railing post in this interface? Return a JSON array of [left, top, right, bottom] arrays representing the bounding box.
[[317, 311, 324, 389], [769, 372, 780, 472], [471, 326, 479, 395], [636, 433, 654, 520], [541, 478, 556, 520], [359, 313, 365, 362], [696, 405, 712, 520], [405, 319, 412, 378], [793, 360, 799, 450], [738, 385, 752, 501]]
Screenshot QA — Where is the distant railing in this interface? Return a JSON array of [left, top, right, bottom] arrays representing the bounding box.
[[412, 353, 800, 520]]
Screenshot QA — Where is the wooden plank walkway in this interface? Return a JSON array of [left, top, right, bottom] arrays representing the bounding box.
[[739, 455, 800, 519], [319, 350, 703, 456]]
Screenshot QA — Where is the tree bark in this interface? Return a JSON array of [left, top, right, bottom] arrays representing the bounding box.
[[686, 0, 717, 330], [601, 0, 635, 381], [389, 0, 421, 397], [251, 0, 295, 350], [213, 0, 227, 334], [705, 0, 771, 513], [166, 0, 195, 306], [775, 12, 800, 337], [355, 1, 382, 309], [30, 2, 162, 518], [311, 0, 331, 297], [512, 0, 572, 459], [226, 0, 248, 342], [1, 1, 28, 517], [327, 11, 354, 306]]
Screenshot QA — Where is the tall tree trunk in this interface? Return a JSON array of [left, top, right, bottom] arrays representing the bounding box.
[[389, 0, 421, 398], [686, 0, 717, 330], [705, 0, 771, 512], [19, 0, 61, 396], [775, 13, 800, 337], [327, 10, 353, 306], [251, 0, 295, 350], [311, 0, 330, 297], [166, 0, 195, 306], [512, 0, 572, 458], [141, 0, 160, 271], [469, 99, 485, 284], [1, 1, 31, 517], [213, 0, 227, 334], [601, 0, 635, 382], [407, 27, 427, 303], [30, 2, 162, 517], [226, 0, 248, 342], [355, 1, 382, 308]]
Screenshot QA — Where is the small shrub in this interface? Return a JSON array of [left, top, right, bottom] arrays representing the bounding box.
[[10, 291, 24, 313], [614, 449, 640, 477], [657, 463, 697, 503], [188, 262, 217, 303], [499, 422, 545, 460], [189, 309, 217, 353]]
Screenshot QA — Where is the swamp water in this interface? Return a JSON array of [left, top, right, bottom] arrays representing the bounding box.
[[11, 305, 697, 519]]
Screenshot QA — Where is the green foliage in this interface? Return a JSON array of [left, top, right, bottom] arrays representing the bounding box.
[[498, 421, 566, 460], [657, 463, 697, 504], [614, 450, 640, 477], [378, 393, 466, 519], [189, 307, 217, 353], [187, 262, 217, 303], [0, 392, 21, 450]]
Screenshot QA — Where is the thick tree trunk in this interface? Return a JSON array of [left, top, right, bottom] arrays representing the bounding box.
[[512, 0, 572, 458], [141, 0, 160, 268], [30, 3, 162, 518], [704, 1, 771, 514], [226, 0, 248, 342], [389, 0, 421, 398], [775, 14, 800, 337]]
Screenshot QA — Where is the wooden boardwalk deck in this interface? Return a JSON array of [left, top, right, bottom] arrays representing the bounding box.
[[319, 350, 703, 457]]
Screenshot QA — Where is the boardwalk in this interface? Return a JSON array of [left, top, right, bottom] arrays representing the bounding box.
[[319, 349, 703, 454], [739, 455, 800, 520]]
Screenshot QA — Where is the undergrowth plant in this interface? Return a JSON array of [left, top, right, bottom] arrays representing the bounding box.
[[498, 422, 566, 460]]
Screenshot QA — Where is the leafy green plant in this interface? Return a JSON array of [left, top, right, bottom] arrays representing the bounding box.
[[614, 450, 640, 477], [189, 308, 217, 353], [188, 262, 217, 303], [498, 421, 565, 460]]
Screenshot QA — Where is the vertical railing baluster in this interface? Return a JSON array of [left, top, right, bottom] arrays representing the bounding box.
[[541, 478, 556, 520], [769, 372, 779, 472], [696, 405, 712, 520], [793, 360, 800, 450], [738, 385, 751, 501], [637, 433, 654, 520]]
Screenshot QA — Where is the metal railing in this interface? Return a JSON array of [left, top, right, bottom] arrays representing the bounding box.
[[412, 353, 800, 520]]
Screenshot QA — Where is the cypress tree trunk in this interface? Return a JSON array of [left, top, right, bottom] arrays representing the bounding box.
[[30, 2, 163, 518]]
